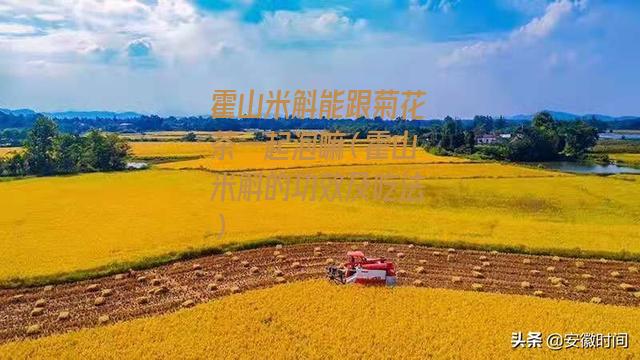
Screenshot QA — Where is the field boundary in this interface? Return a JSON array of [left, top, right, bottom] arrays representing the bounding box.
[[3, 233, 640, 289]]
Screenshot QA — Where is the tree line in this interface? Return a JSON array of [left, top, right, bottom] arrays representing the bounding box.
[[423, 112, 598, 161], [0, 117, 130, 177]]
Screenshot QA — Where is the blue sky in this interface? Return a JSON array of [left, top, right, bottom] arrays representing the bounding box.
[[0, 0, 638, 117]]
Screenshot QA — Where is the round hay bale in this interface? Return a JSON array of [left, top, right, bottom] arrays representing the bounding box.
[[408, 244, 415, 249], [30, 307, 44, 317], [98, 315, 110, 325], [101, 289, 113, 297], [207, 283, 218, 291], [415, 266, 425, 274], [397, 270, 407, 277], [34, 299, 46, 307], [214, 273, 224, 282], [250, 267, 259, 274], [590, 297, 602, 304], [225, 251, 233, 256], [274, 269, 284, 277], [610, 271, 622, 278], [447, 248, 456, 253], [529, 270, 541, 275], [350, 245, 358, 250], [628, 266, 638, 273], [599, 258, 608, 264], [192, 264, 202, 270], [114, 274, 125, 280], [387, 247, 395, 253], [575, 261, 585, 269], [275, 277, 287, 284], [291, 262, 301, 268], [10, 294, 24, 303], [273, 250, 281, 256], [490, 250, 499, 255], [150, 278, 162, 286], [275, 244, 283, 249], [432, 251, 441, 256], [523, 259, 532, 265], [181, 300, 195, 308], [325, 258, 335, 265], [551, 256, 560, 262], [194, 270, 205, 277], [94, 297, 106, 306], [446, 255, 455, 262], [471, 271, 484, 279], [230, 286, 241, 294], [479, 255, 488, 261], [533, 290, 544, 297], [620, 283, 637, 292], [412, 279, 423, 287], [240, 260, 250, 267], [153, 286, 169, 295], [231, 256, 240, 262], [26, 325, 41, 335], [471, 283, 483, 291], [362, 241, 369, 246], [136, 296, 150, 305], [313, 247, 321, 252], [419, 259, 428, 264], [520, 281, 531, 289], [43, 285, 53, 292], [397, 252, 405, 258], [136, 276, 147, 283], [276, 254, 287, 260], [546, 266, 555, 272], [472, 266, 482, 271], [86, 284, 99, 292], [482, 261, 491, 267], [574, 285, 587, 292], [581, 274, 594, 279], [633, 292, 640, 298], [451, 276, 462, 283], [57, 311, 70, 321]]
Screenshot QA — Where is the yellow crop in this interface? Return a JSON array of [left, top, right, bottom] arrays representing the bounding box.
[[0, 147, 22, 158], [1, 166, 639, 282], [156, 142, 467, 171], [129, 142, 217, 158], [610, 153, 640, 167], [2, 280, 638, 359], [120, 131, 254, 141]]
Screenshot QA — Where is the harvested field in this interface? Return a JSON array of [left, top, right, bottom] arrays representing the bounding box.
[[1, 242, 638, 344]]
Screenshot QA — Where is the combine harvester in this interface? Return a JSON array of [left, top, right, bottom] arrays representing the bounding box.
[[327, 251, 397, 286]]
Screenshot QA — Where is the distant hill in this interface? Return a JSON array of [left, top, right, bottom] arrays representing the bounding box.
[[507, 110, 623, 122]]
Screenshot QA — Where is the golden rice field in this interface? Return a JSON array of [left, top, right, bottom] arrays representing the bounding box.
[[2, 280, 638, 359], [128, 141, 218, 158], [610, 153, 640, 167], [1, 165, 639, 283], [154, 142, 468, 171], [0, 147, 22, 158], [119, 131, 254, 141]]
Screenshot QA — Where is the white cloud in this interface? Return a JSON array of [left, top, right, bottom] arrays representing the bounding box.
[[260, 9, 366, 42], [0, 23, 37, 34], [440, 0, 583, 67], [409, 0, 461, 13]]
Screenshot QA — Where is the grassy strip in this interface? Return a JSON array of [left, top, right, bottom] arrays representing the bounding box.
[[3, 233, 640, 289], [131, 155, 204, 165]]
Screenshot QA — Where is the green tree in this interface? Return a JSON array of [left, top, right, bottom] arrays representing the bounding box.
[[55, 134, 82, 174], [183, 132, 197, 142], [25, 117, 59, 175], [560, 121, 599, 159]]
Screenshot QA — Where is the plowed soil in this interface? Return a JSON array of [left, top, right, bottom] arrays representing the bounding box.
[[1, 242, 639, 344]]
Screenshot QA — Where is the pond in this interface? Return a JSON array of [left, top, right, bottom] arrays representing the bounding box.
[[539, 161, 640, 174], [126, 162, 148, 170], [598, 133, 640, 140]]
